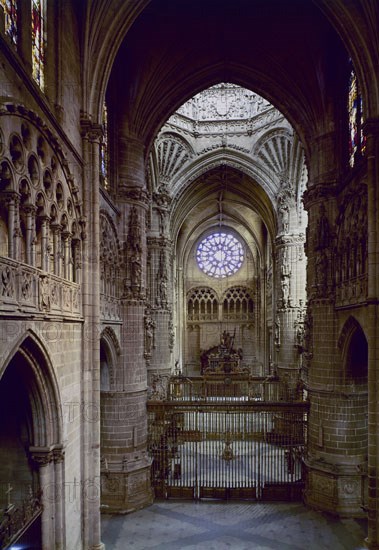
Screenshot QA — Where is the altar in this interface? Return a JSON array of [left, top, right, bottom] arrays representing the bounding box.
[[200, 331, 244, 375]]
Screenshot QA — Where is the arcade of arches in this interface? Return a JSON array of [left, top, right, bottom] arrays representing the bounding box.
[[0, 1, 378, 549]]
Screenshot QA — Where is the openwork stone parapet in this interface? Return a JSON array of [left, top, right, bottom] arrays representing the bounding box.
[[0, 257, 81, 318]]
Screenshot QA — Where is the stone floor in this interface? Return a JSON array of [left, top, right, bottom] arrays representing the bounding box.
[[101, 500, 368, 549]]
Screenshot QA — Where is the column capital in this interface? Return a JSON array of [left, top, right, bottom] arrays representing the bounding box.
[[80, 117, 103, 143], [29, 446, 54, 466]]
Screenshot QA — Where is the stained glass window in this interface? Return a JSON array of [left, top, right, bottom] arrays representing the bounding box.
[[100, 102, 109, 189], [197, 233, 244, 278], [1, 0, 18, 44], [31, 0, 45, 89], [348, 67, 365, 167]]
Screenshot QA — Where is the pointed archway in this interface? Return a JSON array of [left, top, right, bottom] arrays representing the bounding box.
[[0, 332, 64, 549]]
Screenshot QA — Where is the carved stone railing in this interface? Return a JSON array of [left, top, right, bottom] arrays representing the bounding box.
[[148, 374, 305, 404], [100, 293, 121, 322], [0, 257, 81, 317], [0, 488, 42, 549], [335, 275, 367, 308]]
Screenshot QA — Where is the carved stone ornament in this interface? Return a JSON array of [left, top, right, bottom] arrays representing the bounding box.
[[30, 448, 54, 466], [316, 203, 330, 250], [1, 266, 15, 298], [144, 314, 156, 357], [314, 251, 328, 297], [148, 373, 169, 401], [277, 195, 290, 234], [39, 275, 51, 311], [121, 187, 149, 206], [168, 318, 175, 352], [274, 315, 280, 349], [21, 272, 33, 301]]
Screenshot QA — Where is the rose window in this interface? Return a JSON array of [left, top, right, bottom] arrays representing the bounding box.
[[196, 233, 244, 278]]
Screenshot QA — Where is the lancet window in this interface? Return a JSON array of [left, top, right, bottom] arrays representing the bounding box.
[[222, 287, 254, 320], [31, 0, 45, 89], [1, 0, 18, 44], [187, 287, 218, 321], [348, 66, 365, 167], [0, 121, 82, 285], [100, 213, 120, 297], [100, 101, 109, 190]]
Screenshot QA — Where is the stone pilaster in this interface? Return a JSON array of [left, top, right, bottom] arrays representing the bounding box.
[[364, 119, 379, 549], [80, 119, 104, 549]]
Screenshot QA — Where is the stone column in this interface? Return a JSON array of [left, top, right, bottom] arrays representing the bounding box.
[[274, 188, 306, 392], [30, 448, 55, 550], [25, 205, 36, 266], [364, 120, 379, 549], [6, 193, 17, 259], [53, 448, 65, 550], [50, 223, 61, 276], [62, 231, 71, 280], [146, 236, 173, 383], [80, 119, 103, 549], [71, 237, 81, 284], [303, 130, 368, 518], [145, 186, 174, 384], [13, 194, 21, 261], [100, 134, 152, 513], [40, 216, 50, 271]]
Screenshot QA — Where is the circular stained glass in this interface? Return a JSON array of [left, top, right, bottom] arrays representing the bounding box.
[[197, 232, 244, 278]]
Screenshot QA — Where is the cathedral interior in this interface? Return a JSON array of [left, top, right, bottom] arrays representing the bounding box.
[[0, 0, 378, 548]]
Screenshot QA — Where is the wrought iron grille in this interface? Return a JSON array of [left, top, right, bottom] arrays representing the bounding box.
[[148, 394, 308, 501]]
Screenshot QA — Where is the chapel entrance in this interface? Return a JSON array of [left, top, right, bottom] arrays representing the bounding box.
[[0, 353, 42, 549], [148, 372, 308, 502]]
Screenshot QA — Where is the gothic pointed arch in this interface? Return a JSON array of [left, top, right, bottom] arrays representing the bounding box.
[[187, 286, 219, 322], [0, 330, 65, 548], [338, 316, 368, 384], [100, 326, 121, 391], [100, 210, 122, 298], [222, 286, 255, 321]]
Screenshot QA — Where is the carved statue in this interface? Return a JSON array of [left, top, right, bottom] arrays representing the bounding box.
[[1, 267, 14, 297], [303, 312, 312, 354], [221, 330, 232, 350], [130, 253, 142, 288], [281, 276, 290, 307], [278, 199, 290, 233], [315, 252, 328, 294], [128, 206, 142, 254], [144, 315, 155, 355], [317, 204, 330, 250], [169, 319, 175, 351], [39, 275, 51, 311], [158, 276, 168, 307], [274, 316, 281, 348], [157, 207, 168, 235]]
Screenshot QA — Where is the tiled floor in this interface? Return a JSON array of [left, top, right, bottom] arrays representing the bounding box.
[[101, 500, 368, 549]]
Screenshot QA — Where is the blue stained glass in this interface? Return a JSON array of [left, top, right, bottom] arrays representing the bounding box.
[[197, 233, 244, 278], [31, 0, 45, 89], [100, 102, 109, 189], [348, 67, 365, 167]]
